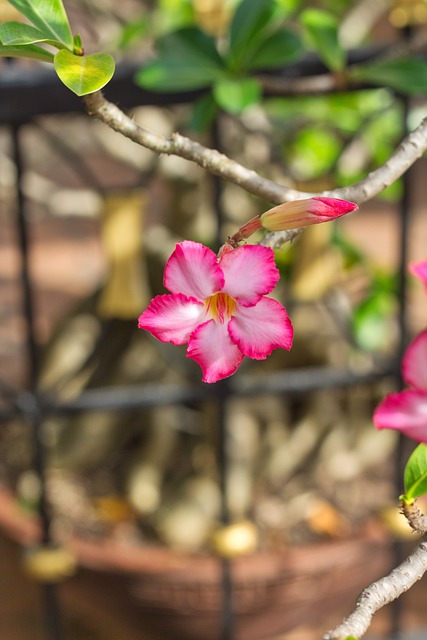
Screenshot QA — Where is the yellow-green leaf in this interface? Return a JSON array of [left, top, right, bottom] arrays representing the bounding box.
[[54, 50, 115, 96]]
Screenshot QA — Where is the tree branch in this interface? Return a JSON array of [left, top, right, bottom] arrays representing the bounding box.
[[84, 91, 427, 208], [324, 540, 427, 640]]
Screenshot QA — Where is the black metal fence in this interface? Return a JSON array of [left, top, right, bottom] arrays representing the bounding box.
[[0, 55, 410, 640]]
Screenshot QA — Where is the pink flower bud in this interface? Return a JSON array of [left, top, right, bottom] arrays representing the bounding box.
[[260, 197, 358, 231]]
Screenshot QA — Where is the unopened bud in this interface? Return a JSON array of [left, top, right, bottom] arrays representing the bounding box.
[[260, 197, 358, 231]]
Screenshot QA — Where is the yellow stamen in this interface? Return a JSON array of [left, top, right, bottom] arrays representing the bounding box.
[[205, 292, 236, 323]]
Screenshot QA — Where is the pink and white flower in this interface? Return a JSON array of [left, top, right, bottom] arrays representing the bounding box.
[[138, 241, 293, 383], [373, 330, 427, 443]]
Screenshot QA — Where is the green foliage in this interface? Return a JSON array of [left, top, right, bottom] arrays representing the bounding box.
[[289, 126, 342, 180], [227, 0, 277, 72], [136, 27, 225, 91], [54, 50, 115, 96], [189, 93, 218, 133], [264, 89, 403, 201], [351, 269, 397, 351], [352, 289, 395, 351], [136, 0, 303, 121], [300, 8, 345, 72], [403, 444, 427, 501], [0, 0, 116, 95], [213, 77, 261, 114], [241, 28, 303, 71], [0, 42, 54, 62], [116, 15, 148, 50], [352, 58, 427, 96], [6, 0, 73, 49], [0, 21, 63, 48]]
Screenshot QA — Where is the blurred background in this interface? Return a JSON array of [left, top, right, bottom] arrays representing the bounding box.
[[1, 0, 427, 638]]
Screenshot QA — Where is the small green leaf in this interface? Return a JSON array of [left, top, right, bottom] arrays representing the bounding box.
[[0, 42, 54, 63], [136, 27, 225, 91], [73, 34, 83, 55], [7, 0, 73, 50], [228, 0, 276, 71], [301, 9, 345, 72], [0, 21, 62, 48], [245, 28, 303, 70], [213, 77, 261, 115], [352, 58, 427, 96], [404, 444, 427, 500], [117, 15, 148, 50], [54, 50, 115, 96]]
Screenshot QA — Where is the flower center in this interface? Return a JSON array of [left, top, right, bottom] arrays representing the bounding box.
[[205, 292, 236, 323]]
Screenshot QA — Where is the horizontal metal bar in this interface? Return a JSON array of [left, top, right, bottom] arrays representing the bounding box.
[[0, 362, 398, 421], [0, 61, 206, 124], [0, 47, 385, 125]]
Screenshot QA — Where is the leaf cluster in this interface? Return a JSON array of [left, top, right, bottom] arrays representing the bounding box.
[[0, 0, 115, 96], [136, 0, 304, 126], [135, 0, 427, 130]]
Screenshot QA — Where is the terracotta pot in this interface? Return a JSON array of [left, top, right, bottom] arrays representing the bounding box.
[[0, 488, 391, 640]]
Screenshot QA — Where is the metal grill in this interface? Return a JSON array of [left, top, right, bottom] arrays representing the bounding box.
[[0, 58, 409, 640]]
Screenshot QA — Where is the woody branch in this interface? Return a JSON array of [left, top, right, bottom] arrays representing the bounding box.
[[84, 90, 427, 209]]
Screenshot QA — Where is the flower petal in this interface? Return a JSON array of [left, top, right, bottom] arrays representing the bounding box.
[[138, 294, 204, 345], [187, 320, 244, 383], [164, 241, 224, 301], [402, 330, 427, 392], [229, 297, 293, 359], [373, 390, 427, 443], [220, 245, 279, 306]]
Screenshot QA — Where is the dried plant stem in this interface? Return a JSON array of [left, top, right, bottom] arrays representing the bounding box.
[[324, 539, 427, 640], [85, 91, 427, 209]]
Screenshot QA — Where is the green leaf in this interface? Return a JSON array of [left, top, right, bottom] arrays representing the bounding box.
[[245, 28, 304, 70], [117, 15, 148, 50], [352, 58, 427, 96], [300, 8, 345, 72], [54, 50, 115, 96], [136, 27, 225, 91], [6, 0, 73, 50], [404, 444, 427, 500], [228, 0, 276, 71], [0, 42, 54, 63], [189, 93, 218, 133], [213, 77, 261, 115], [352, 290, 395, 351], [0, 21, 63, 48]]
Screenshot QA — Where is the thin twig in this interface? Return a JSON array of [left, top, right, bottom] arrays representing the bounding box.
[[324, 540, 427, 640], [84, 91, 427, 208]]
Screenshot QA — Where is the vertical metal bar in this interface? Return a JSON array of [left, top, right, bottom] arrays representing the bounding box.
[[211, 117, 234, 640], [390, 92, 411, 640], [11, 123, 62, 640], [216, 383, 234, 640]]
